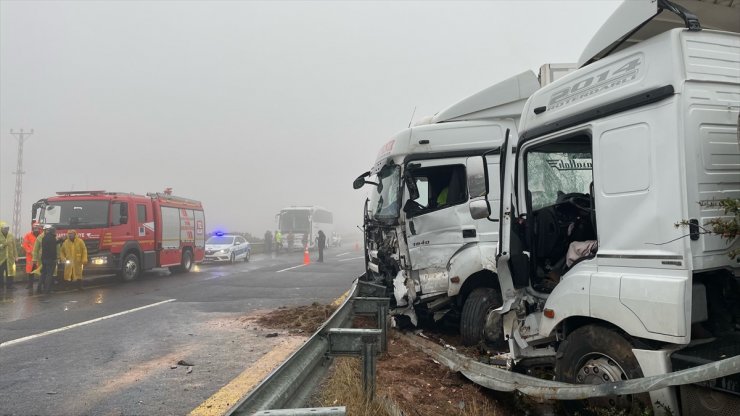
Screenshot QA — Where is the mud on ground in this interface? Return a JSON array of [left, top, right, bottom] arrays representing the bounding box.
[[253, 302, 338, 334]]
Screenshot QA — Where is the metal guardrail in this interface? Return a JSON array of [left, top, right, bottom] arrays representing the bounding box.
[[227, 278, 388, 416], [402, 331, 740, 401]]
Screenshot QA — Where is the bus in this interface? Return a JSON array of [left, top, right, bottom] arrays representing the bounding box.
[[276, 206, 333, 251]]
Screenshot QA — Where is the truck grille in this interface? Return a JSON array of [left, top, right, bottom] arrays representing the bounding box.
[[84, 239, 100, 255]]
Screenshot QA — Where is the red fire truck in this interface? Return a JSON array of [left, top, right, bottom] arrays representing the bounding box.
[[31, 191, 206, 280]]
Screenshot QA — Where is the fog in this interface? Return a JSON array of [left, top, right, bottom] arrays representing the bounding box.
[[1, 0, 620, 238]]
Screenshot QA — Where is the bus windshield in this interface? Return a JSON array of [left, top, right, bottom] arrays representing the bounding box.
[[279, 210, 310, 233], [41, 200, 110, 228]]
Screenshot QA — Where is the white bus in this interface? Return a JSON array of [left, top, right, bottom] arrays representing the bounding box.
[[276, 206, 334, 251]]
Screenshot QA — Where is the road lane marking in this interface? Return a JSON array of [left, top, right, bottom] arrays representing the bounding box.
[[0, 298, 176, 348], [188, 337, 304, 416], [339, 256, 364, 262], [335, 252, 352, 257], [275, 264, 307, 273]]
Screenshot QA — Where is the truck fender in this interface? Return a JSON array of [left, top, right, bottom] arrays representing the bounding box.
[[447, 242, 497, 298]]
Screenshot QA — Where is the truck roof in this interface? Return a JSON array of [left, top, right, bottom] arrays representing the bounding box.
[[578, 0, 740, 67], [429, 71, 540, 123]]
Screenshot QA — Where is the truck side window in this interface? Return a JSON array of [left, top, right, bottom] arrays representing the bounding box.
[[137, 204, 147, 223], [409, 165, 467, 214], [111, 202, 129, 226]]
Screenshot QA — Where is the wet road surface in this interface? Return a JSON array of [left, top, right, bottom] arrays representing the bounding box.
[[0, 247, 364, 416]]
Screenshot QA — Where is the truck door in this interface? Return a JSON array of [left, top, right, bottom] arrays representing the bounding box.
[[403, 157, 472, 295]]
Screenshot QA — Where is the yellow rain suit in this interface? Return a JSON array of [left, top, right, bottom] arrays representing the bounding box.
[[0, 222, 17, 277], [60, 230, 87, 281]]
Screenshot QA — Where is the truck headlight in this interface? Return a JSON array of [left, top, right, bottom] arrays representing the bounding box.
[[91, 257, 107, 265]]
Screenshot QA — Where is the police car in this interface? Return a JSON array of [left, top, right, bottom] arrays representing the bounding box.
[[204, 232, 251, 263]]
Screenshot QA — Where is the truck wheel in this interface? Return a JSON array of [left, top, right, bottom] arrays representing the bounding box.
[[169, 250, 193, 274], [556, 325, 650, 415], [461, 287, 504, 348], [119, 253, 140, 281]]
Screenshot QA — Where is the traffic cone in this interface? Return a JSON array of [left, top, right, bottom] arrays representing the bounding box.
[[303, 245, 311, 265]]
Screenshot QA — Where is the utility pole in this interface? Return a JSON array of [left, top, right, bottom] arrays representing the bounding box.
[[10, 129, 33, 237]]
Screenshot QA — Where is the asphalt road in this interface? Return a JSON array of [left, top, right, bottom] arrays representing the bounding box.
[[0, 246, 364, 416]]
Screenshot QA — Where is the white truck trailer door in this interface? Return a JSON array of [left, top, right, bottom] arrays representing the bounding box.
[[403, 157, 474, 294]]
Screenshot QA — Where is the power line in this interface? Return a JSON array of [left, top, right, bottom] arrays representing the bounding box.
[[10, 129, 33, 237]]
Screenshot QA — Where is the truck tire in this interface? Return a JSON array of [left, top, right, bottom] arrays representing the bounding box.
[[169, 250, 193, 274], [556, 325, 650, 415], [119, 253, 140, 281], [461, 287, 505, 348]]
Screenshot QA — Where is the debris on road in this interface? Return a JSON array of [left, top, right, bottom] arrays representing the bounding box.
[[253, 301, 338, 334], [265, 332, 279, 338], [177, 360, 194, 366], [170, 365, 178, 369], [187, 366, 193, 374], [46, 392, 58, 395]]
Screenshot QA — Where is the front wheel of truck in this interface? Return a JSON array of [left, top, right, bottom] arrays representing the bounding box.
[[119, 253, 140, 281], [460, 286, 504, 348], [556, 324, 650, 415]]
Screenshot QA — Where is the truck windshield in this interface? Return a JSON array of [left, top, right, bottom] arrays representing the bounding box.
[[279, 211, 310, 233], [42, 200, 110, 228], [371, 164, 401, 220]]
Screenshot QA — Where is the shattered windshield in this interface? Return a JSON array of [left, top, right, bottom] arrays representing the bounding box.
[[42, 200, 109, 228], [527, 151, 593, 211], [371, 164, 401, 220]]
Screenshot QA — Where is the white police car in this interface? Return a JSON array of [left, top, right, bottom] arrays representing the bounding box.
[[204, 233, 251, 263]]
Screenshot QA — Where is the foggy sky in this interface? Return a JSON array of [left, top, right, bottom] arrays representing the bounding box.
[[1, 0, 621, 237]]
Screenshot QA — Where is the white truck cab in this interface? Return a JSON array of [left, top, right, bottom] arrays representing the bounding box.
[[354, 71, 544, 347], [481, 1, 739, 414]]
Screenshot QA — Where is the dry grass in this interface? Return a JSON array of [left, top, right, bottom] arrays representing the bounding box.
[[316, 357, 394, 416], [253, 302, 337, 334]]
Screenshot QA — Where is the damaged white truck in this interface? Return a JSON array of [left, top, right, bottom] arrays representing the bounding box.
[[462, 1, 739, 415], [354, 70, 546, 347]]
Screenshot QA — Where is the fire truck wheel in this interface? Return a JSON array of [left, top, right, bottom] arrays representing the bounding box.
[[180, 250, 193, 273], [460, 286, 504, 348], [119, 253, 140, 281], [556, 325, 650, 415]]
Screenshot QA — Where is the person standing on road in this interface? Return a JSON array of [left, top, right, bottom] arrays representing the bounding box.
[[22, 222, 42, 289], [0, 221, 18, 291], [264, 230, 273, 254], [39, 227, 59, 294], [274, 230, 282, 255], [316, 230, 326, 263], [60, 229, 87, 290]]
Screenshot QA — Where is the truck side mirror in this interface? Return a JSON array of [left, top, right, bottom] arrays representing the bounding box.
[[469, 199, 489, 220], [467, 156, 487, 198], [352, 171, 378, 190]]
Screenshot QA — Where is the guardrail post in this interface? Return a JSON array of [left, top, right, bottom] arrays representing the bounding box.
[[361, 335, 377, 400], [327, 328, 382, 402], [352, 297, 390, 353]]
